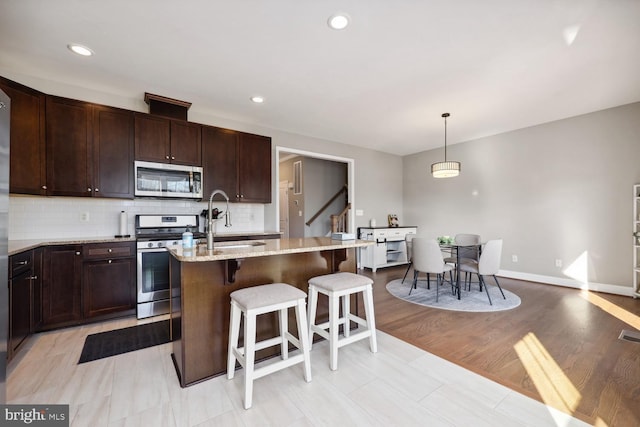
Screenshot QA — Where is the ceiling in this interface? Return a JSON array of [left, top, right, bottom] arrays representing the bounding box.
[[1, 1, 639, 156]]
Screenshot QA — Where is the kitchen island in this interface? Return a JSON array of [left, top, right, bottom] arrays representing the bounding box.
[[167, 237, 373, 387]]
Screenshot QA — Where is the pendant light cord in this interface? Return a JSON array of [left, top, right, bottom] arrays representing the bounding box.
[[442, 112, 450, 161]]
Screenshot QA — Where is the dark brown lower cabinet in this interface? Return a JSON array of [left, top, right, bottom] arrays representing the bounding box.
[[42, 245, 83, 329], [83, 257, 135, 319], [8, 249, 42, 362], [9, 269, 32, 359], [41, 242, 136, 330]]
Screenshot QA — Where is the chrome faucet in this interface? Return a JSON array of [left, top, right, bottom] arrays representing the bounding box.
[[207, 189, 232, 250]]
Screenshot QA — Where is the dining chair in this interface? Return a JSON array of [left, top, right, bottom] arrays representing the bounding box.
[[410, 238, 454, 301], [401, 233, 416, 284], [444, 233, 480, 288], [459, 239, 505, 305]]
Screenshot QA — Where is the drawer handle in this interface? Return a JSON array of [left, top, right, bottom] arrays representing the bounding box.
[[108, 260, 112, 264], [76, 252, 81, 256], [108, 249, 113, 253], [28, 275, 38, 280], [16, 260, 28, 265]]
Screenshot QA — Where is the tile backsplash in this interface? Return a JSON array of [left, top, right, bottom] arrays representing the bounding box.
[[9, 195, 265, 240]]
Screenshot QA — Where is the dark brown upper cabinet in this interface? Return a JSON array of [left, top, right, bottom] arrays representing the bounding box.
[[46, 96, 93, 197], [0, 77, 47, 195], [134, 113, 202, 166], [202, 125, 271, 203], [92, 105, 135, 198], [46, 96, 134, 198]]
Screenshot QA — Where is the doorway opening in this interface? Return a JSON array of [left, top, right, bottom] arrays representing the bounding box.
[[275, 146, 355, 238]]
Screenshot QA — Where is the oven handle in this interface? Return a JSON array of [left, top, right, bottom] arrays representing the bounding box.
[[137, 247, 170, 253]]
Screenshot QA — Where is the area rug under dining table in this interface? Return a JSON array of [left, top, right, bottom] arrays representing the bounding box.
[[386, 278, 521, 312]]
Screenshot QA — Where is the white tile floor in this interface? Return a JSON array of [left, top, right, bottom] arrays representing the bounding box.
[[7, 317, 591, 427]]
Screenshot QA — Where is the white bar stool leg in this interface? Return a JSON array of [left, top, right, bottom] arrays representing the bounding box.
[[363, 285, 378, 353], [329, 292, 340, 371], [295, 299, 312, 382], [243, 310, 256, 410], [279, 307, 288, 360], [227, 301, 241, 379], [307, 285, 318, 349], [342, 293, 350, 338]]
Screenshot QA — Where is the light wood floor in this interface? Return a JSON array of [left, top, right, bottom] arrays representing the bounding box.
[[364, 266, 640, 427], [7, 317, 588, 427], [6, 267, 638, 426]]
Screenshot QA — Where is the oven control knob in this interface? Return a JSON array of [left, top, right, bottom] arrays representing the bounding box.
[[158, 242, 164, 248], [147, 242, 154, 248]]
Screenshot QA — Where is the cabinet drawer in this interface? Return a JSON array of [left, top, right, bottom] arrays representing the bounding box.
[[83, 242, 135, 260], [10, 251, 33, 278]]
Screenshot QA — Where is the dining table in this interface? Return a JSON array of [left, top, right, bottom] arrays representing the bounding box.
[[439, 241, 483, 299]]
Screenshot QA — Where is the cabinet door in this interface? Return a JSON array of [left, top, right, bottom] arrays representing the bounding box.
[[134, 113, 170, 163], [202, 125, 238, 199], [83, 257, 135, 319], [0, 77, 46, 195], [42, 245, 83, 327], [46, 96, 93, 197], [93, 106, 134, 198], [238, 133, 271, 203], [9, 271, 32, 358], [170, 121, 202, 166], [32, 248, 43, 331]]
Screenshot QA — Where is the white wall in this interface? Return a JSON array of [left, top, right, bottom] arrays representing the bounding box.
[[403, 102, 640, 295]]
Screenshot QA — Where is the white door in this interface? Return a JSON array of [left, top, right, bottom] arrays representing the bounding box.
[[279, 181, 290, 238]]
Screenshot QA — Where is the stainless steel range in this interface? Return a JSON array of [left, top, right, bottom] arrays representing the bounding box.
[[135, 214, 204, 319]]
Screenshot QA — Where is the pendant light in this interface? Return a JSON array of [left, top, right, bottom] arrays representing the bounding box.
[[431, 112, 460, 178]]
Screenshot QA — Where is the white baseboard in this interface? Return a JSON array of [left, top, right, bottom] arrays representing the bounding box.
[[497, 270, 636, 297]]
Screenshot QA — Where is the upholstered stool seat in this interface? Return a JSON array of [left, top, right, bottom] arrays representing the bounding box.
[[308, 272, 377, 371], [227, 283, 312, 409]]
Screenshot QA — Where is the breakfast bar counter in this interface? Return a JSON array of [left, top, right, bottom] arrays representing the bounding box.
[[167, 237, 373, 387]]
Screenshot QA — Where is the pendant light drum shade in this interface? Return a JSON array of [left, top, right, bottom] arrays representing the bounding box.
[[431, 161, 460, 178], [431, 112, 461, 178]]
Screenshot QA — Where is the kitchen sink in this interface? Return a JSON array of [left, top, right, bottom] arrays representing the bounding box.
[[200, 241, 266, 249]]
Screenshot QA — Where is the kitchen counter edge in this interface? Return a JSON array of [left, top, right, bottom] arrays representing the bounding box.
[[8, 236, 137, 256], [168, 237, 374, 262]]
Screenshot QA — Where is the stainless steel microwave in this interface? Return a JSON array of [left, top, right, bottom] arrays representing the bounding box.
[[134, 160, 203, 199]]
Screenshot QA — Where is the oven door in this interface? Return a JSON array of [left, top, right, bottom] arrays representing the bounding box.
[[137, 247, 171, 303]]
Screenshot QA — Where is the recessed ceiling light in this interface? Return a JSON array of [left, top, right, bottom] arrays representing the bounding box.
[[328, 13, 350, 30], [250, 96, 265, 104], [67, 43, 94, 56]]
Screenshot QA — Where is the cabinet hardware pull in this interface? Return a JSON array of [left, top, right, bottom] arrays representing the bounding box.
[[28, 276, 38, 280], [42, 185, 47, 190], [108, 249, 112, 253], [87, 188, 92, 192], [16, 260, 28, 265], [108, 260, 112, 264], [171, 156, 175, 160], [76, 252, 81, 255], [95, 188, 99, 192], [165, 155, 170, 159]]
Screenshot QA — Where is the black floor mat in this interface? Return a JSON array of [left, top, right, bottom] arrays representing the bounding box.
[[78, 320, 170, 364]]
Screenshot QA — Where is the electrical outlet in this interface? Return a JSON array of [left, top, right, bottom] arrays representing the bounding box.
[[355, 209, 364, 216], [512, 255, 518, 263], [555, 259, 562, 267], [80, 212, 90, 222]]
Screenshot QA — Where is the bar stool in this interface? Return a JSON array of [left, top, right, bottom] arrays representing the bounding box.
[[227, 283, 312, 409], [308, 272, 377, 371]]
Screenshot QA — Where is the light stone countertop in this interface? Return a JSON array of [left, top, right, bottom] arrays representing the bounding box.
[[168, 237, 374, 262], [8, 236, 136, 256]]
